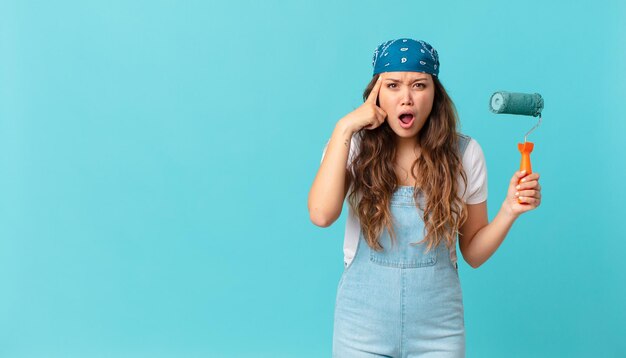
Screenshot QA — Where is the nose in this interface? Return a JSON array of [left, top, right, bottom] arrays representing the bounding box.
[[400, 86, 413, 106]]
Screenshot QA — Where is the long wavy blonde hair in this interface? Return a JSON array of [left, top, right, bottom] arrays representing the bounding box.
[[347, 73, 468, 252]]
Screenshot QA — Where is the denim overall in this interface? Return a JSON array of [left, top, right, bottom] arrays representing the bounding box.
[[332, 134, 471, 358]]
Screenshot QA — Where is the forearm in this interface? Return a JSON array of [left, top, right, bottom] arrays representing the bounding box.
[[308, 119, 356, 227], [463, 204, 519, 268]]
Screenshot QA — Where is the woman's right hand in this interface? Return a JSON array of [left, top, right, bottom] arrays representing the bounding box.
[[339, 76, 387, 132]]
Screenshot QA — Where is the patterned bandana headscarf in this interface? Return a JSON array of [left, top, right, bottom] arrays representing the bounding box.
[[372, 38, 440, 77]]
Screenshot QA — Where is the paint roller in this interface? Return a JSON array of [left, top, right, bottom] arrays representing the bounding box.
[[489, 91, 543, 203]]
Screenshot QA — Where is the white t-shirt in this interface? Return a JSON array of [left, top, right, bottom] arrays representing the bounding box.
[[320, 133, 488, 267]]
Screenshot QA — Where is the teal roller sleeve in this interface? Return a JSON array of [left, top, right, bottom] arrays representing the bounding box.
[[489, 91, 544, 117]]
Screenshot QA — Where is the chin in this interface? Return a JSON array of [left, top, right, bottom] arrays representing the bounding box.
[[390, 123, 422, 137], [391, 128, 419, 138]]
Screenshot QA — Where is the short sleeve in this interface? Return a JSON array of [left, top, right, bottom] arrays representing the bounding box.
[[320, 139, 330, 164], [462, 138, 488, 204]]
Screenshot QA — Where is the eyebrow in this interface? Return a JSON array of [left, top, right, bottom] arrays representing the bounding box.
[[385, 78, 428, 83]]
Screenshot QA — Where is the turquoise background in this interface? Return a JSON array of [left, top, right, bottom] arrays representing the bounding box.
[[1, 0, 625, 357]]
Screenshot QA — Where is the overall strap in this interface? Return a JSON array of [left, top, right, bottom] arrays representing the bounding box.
[[457, 133, 471, 157]]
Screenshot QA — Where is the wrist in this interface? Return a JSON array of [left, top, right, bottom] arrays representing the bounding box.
[[336, 117, 358, 137], [499, 202, 520, 221]]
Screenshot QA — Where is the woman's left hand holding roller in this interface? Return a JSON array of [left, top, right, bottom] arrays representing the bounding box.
[[502, 170, 542, 218]]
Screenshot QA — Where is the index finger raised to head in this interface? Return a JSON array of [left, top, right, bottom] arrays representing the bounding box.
[[366, 74, 384, 104]]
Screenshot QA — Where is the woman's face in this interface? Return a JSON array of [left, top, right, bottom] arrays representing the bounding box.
[[378, 71, 435, 139]]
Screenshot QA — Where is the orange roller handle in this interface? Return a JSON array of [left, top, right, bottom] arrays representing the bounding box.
[[517, 142, 534, 205], [518, 142, 534, 174]]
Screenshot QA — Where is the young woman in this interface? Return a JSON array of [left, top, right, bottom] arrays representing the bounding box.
[[308, 38, 542, 357]]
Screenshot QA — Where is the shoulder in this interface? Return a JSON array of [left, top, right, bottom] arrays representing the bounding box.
[[457, 134, 485, 167], [456, 134, 488, 203]]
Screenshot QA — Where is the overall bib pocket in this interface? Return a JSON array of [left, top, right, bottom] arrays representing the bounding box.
[[369, 236, 438, 268]]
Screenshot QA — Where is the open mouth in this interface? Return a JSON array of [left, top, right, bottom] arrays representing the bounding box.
[[399, 113, 415, 128]]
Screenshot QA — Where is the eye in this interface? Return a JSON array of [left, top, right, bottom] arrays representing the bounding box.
[[414, 83, 426, 89], [387, 83, 397, 89]]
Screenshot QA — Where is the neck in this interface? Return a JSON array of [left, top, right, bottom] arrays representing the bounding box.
[[395, 136, 420, 157]]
